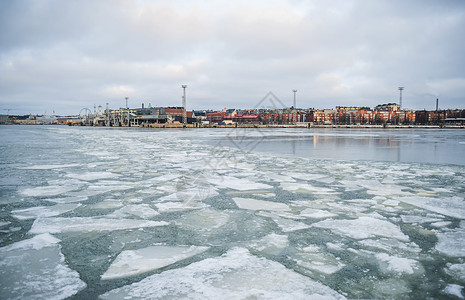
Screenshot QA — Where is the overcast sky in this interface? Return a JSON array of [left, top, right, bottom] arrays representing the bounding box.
[[1, 0, 464, 115]]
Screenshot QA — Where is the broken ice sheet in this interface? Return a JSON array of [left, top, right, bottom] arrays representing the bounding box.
[[11, 203, 81, 220], [0, 233, 86, 299], [293, 245, 345, 275], [232, 197, 291, 212], [248, 233, 289, 256], [175, 208, 230, 232], [29, 217, 168, 234], [101, 245, 210, 280], [105, 204, 160, 219], [100, 247, 345, 299], [312, 216, 410, 241]]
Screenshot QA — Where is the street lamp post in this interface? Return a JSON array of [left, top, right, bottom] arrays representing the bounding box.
[[182, 85, 187, 124], [292, 89, 297, 124], [125, 97, 129, 127]]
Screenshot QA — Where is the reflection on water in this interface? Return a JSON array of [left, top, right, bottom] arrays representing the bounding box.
[[222, 128, 465, 166]]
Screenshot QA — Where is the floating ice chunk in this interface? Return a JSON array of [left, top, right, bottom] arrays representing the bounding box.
[[107, 204, 160, 219], [248, 233, 289, 255], [312, 217, 410, 241], [431, 221, 452, 228], [21, 164, 79, 170], [100, 247, 345, 300], [30, 217, 168, 234], [45, 195, 88, 204], [383, 200, 400, 207], [280, 182, 337, 194], [66, 171, 120, 181], [175, 209, 230, 232], [400, 215, 443, 224], [294, 245, 345, 275], [0, 233, 86, 299], [12, 203, 81, 220], [0, 221, 11, 227], [258, 212, 311, 232], [208, 176, 273, 191], [436, 228, 465, 257], [300, 208, 338, 219], [86, 199, 123, 210], [375, 253, 421, 275], [233, 197, 291, 212], [158, 188, 218, 203], [284, 172, 327, 182], [21, 185, 80, 197], [443, 284, 464, 299], [445, 263, 465, 282], [398, 196, 465, 219], [101, 245, 210, 280], [358, 238, 421, 254], [155, 201, 209, 213]]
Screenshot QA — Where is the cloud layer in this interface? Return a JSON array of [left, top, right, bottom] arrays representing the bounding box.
[[1, 0, 464, 115]]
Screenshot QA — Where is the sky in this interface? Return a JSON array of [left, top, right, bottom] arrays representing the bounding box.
[[1, 0, 464, 115]]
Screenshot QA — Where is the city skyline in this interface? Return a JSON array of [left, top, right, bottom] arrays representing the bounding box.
[[1, 0, 464, 115]]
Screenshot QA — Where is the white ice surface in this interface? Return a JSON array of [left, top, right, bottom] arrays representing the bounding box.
[[66, 171, 120, 181], [375, 253, 420, 275], [100, 247, 345, 300], [435, 227, 465, 257], [233, 197, 291, 212], [101, 245, 210, 280], [258, 212, 311, 232], [248, 233, 289, 255], [312, 217, 410, 241], [280, 182, 337, 194], [155, 201, 209, 213], [106, 204, 160, 219], [398, 196, 465, 219], [294, 245, 346, 275], [21, 164, 79, 170], [0, 233, 86, 299], [29, 217, 168, 234], [208, 175, 273, 191], [175, 208, 230, 232], [300, 208, 338, 219], [12, 203, 81, 220], [443, 284, 464, 299], [445, 263, 465, 282], [21, 185, 81, 197]]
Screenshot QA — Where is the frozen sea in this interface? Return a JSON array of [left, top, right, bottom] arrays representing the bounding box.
[[1, 125, 465, 299]]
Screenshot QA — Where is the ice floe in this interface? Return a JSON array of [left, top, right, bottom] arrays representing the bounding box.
[[29, 217, 168, 234], [21, 185, 81, 197], [0, 233, 86, 299], [233, 197, 291, 212], [443, 284, 464, 299], [175, 208, 230, 232], [435, 227, 465, 257], [248, 233, 289, 255], [21, 164, 79, 170], [12, 203, 81, 220], [312, 217, 410, 241], [101, 245, 210, 280], [293, 245, 346, 275], [375, 253, 422, 275], [155, 201, 209, 213], [106, 204, 160, 219], [66, 171, 120, 181], [100, 247, 345, 299], [280, 182, 337, 194], [208, 175, 273, 191], [258, 212, 311, 232], [398, 196, 465, 219], [300, 208, 338, 219], [445, 263, 465, 282]]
